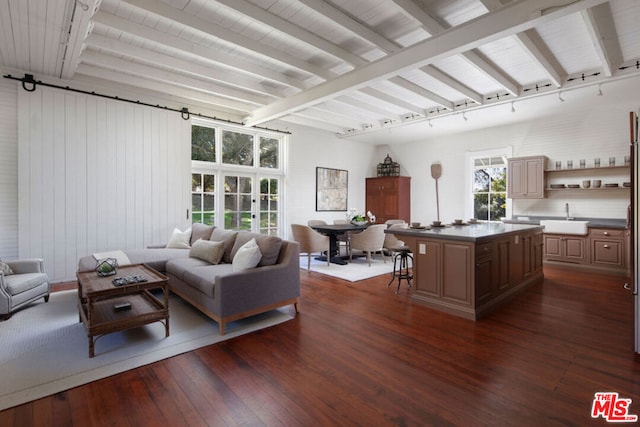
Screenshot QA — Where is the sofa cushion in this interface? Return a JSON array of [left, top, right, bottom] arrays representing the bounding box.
[[232, 238, 262, 272], [184, 264, 234, 298], [190, 223, 215, 245], [166, 257, 211, 281], [123, 248, 190, 273], [230, 232, 282, 266], [166, 227, 192, 249], [189, 239, 224, 265], [209, 229, 238, 264], [4, 273, 48, 296]]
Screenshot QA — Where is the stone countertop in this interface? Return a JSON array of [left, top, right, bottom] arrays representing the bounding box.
[[501, 216, 628, 229], [386, 222, 543, 242]]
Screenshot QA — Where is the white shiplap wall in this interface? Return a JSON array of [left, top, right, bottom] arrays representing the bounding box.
[[0, 79, 18, 259], [18, 86, 191, 282]]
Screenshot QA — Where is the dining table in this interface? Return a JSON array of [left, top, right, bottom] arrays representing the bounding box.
[[309, 223, 368, 265]]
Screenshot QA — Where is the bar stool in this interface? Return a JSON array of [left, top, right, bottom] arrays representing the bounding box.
[[387, 245, 412, 294]]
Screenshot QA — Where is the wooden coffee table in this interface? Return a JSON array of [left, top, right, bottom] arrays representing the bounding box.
[[77, 264, 170, 357]]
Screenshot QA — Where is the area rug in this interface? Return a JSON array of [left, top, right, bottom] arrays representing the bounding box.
[[299, 255, 400, 282], [0, 290, 294, 411]]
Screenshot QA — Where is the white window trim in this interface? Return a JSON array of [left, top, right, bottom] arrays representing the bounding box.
[[465, 147, 513, 221]]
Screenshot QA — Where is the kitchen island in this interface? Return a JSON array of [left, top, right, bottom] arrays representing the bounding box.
[[388, 223, 544, 320]]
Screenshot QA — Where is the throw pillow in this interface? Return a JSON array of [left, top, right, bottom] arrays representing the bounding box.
[[232, 238, 262, 272], [189, 239, 224, 265], [0, 259, 13, 276], [230, 232, 282, 267], [166, 227, 192, 249], [190, 223, 215, 245], [209, 228, 239, 263]]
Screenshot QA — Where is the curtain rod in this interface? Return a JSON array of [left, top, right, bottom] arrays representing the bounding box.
[[3, 73, 291, 135]]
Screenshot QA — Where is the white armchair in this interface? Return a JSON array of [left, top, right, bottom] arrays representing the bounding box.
[[349, 224, 386, 266], [0, 258, 50, 320]]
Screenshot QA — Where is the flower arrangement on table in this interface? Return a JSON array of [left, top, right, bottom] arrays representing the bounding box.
[[347, 210, 376, 225]]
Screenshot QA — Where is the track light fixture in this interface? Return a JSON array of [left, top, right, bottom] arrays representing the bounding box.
[[428, 119, 433, 128], [558, 92, 565, 102], [511, 102, 516, 113], [597, 84, 603, 96], [462, 112, 468, 121]]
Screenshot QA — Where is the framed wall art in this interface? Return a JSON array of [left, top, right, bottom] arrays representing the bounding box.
[[316, 167, 348, 211]]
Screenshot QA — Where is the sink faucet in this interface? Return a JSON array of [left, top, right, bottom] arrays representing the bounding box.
[[565, 203, 573, 220]]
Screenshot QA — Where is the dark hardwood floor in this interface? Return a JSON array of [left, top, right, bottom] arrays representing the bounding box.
[[1, 265, 639, 426]]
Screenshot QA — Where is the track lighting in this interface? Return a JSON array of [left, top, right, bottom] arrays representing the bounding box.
[[428, 119, 433, 128], [597, 84, 603, 96], [511, 102, 516, 113], [462, 112, 468, 121], [558, 92, 565, 102]]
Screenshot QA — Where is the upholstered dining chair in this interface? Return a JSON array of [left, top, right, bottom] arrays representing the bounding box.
[[349, 224, 386, 266], [307, 219, 327, 226], [291, 224, 330, 270], [383, 223, 408, 260], [333, 219, 351, 256]]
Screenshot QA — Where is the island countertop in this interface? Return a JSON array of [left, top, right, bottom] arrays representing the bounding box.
[[386, 222, 544, 242]]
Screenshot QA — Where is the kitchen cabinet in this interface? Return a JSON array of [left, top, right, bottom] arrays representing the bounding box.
[[542, 227, 629, 275], [365, 176, 410, 224], [543, 234, 587, 264], [507, 156, 546, 199], [588, 228, 627, 272]]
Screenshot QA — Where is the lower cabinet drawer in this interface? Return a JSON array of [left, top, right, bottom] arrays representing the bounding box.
[[591, 239, 623, 266]]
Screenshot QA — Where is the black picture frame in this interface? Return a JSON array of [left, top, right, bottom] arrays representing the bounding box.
[[316, 167, 348, 211]]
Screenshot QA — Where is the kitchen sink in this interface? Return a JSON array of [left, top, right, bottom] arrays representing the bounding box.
[[539, 220, 589, 235]]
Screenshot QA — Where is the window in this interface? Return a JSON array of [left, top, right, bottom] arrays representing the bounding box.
[[466, 148, 512, 221], [192, 173, 215, 225], [222, 130, 254, 166], [473, 157, 507, 221], [191, 120, 284, 236]]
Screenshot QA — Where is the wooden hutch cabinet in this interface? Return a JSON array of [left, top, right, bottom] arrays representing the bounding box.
[[365, 176, 411, 224]]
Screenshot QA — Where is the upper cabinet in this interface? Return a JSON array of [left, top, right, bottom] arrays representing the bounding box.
[[507, 156, 546, 199]]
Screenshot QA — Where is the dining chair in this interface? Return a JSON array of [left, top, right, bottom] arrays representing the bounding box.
[[383, 223, 408, 260], [349, 224, 386, 266], [307, 219, 327, 226], [333, 219, 351, 256], [291, 224, 330, 270]]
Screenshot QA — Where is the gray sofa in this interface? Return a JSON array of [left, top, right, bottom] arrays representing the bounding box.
[[78, 224, 300, 334]]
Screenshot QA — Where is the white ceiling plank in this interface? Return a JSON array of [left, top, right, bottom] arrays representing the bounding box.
[[390, 0, 443, 34], [76, 63, 255, 112], [245, 0, 608, 126], [293, 108, 362, 129], [85, 34, 285, 98], [581, 3, 623, 77], [213, 0, 366, 66], [0, 1, 17, 67], [297, 0, 400, 54], [359, 87, 426, 115], [389, 76, 454, 110], [338, 95, 402, 121], [121, 0, 336, 80], [60, 0, 100, 78], [93, 11, 308, 90], [418, 65, 483, 104], [277, 114, 344, 133], [80, 50, 269, 105]]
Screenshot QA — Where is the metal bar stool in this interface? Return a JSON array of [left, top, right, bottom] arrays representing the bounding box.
[[387, 245, 413, 294]]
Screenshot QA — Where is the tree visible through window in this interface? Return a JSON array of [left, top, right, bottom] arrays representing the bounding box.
[[473, 157, 507, 221]]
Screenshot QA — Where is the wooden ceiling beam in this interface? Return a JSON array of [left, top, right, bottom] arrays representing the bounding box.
[[212, 0, 365, 67], [92, 11, 308, 90], [121, 0, 335, 80], [245, 0, 607, 127], [581, 3, 623, 77]]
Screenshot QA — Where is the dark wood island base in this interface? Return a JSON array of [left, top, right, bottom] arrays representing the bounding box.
[[389, 223, 544, 320]]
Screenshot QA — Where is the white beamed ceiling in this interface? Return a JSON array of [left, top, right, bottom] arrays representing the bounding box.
[[1, 0, 640, 143]]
